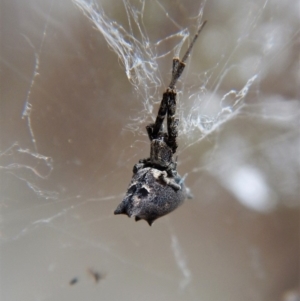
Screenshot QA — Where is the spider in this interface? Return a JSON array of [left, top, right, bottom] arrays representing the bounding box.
[[114, 21, 207, 226]]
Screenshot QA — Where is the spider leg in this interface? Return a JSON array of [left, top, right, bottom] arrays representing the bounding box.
[[169, 58, 186, 89], [146, 88, 179, 153], [169, 20, 207, 89], [166, 87, 179, 153], [146, 58, 185, 142], [133, 158, 152, 173], [147, 21, 207, 142], [146, 90, 169, 141]]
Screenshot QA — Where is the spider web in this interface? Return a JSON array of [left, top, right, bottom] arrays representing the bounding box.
[[1, 0, 299, 300]]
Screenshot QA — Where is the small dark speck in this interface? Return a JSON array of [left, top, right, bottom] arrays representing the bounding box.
[[88, 269, 105, 283], [69, 277, 78, 285]]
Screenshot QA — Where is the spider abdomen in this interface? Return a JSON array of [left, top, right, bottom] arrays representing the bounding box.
[[114, 167, 188, 226]]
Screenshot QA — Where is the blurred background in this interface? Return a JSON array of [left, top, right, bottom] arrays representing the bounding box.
[[1, 0, 299, 300]]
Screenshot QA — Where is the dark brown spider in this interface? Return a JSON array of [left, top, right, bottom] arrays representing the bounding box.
[[114, 21, 207, 226]]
